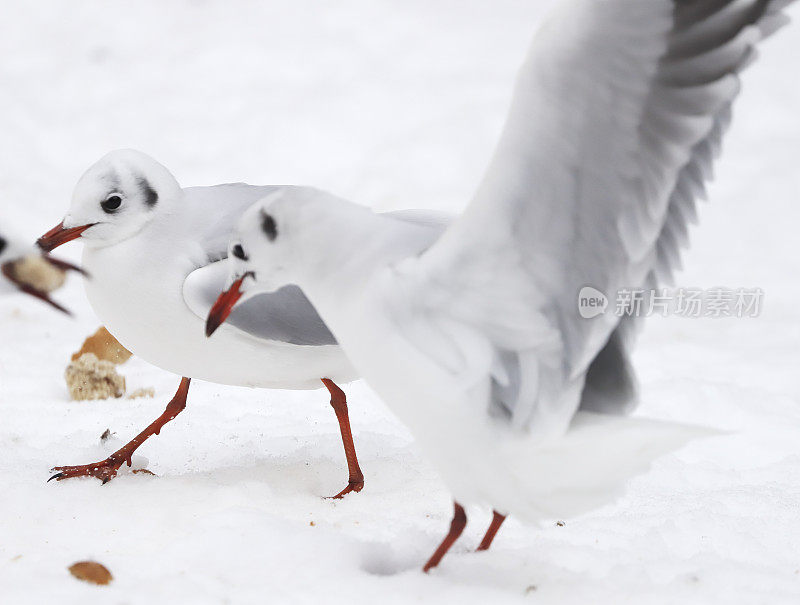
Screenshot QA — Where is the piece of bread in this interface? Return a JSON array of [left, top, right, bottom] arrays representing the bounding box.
[[71, 327, 132, 365], [65, 353, 126, 401]]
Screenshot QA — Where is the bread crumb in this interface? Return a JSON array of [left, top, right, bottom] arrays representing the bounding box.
[[68, 561, 113, 585], [71, 327, 132, 365], [65, 353, 125, 401], [128, 387, 155, 400], [8, 255, 66, 293]]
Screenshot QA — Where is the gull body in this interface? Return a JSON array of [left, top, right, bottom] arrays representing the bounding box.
[[79, 177, 350, 389], [222, 0, 795, 567], [53, 150, 447, 387], [40, 150, 449, 491]]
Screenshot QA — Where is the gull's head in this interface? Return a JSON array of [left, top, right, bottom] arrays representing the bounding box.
[[38, 149, 182, 252], [206, 186, 350, 337]]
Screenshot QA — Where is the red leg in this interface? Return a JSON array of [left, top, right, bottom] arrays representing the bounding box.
[[423, 502, 467, 573], [321, 378, 365, 499], [476, 510, 506, 551], [49, 378, 191, 484]]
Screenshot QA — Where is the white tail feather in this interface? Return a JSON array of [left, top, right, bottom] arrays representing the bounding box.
[[506, 412, 719, 521]]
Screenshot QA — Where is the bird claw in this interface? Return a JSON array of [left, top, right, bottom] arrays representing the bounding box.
[[326, 480, 364, 500], [48, 458, 122, 484]]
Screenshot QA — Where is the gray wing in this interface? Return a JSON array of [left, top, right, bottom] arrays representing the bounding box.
[[578, 318, 639, 415], [393, 0, 794, 438], [184, 259, 338, 345], [583, 0, 793, 416]]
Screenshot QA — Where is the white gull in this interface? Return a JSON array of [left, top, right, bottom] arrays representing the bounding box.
[[214, 0, 795, 569]]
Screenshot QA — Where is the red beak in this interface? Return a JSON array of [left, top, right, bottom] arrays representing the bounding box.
[[37, 221, 95, 253], [205, 274, 250, 337]]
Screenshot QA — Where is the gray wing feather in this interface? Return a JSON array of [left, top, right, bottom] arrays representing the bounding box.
[[184, 260, 337, 346], [230, 285, 337, 345], [578, 319, 639, 415]]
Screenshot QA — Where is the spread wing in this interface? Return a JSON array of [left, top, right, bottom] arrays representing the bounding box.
[[392, 0, 794, 438]]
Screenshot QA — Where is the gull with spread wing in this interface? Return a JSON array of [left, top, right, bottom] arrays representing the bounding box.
[[38, 150, 449, 497], [209, 0, 795, 570]]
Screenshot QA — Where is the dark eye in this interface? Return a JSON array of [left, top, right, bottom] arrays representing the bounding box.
[[261, 211, 277, 241], [101, 195, 122, 213], [0, 236, 6, 256], [232, 244, 248, 260]]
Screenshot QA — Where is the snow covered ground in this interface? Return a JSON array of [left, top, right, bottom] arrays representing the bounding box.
[[1, 1, 800, 603]]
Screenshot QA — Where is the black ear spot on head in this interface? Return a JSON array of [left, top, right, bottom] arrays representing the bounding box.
[[137, 177, 159, 207], [0, 236, 6, 256], [261, 211, 277, 241]]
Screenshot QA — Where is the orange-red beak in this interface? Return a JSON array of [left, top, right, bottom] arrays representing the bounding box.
[[205, 274, 251, 337], [37, 221, 95, 253]]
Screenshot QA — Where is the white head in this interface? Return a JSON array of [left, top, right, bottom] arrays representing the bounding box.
[[38, 149, 182, 252], [205, 186, 373, 336], [235, 187, 372, 287]]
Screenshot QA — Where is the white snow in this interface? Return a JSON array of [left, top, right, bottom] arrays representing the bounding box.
[[1, 1, 800, 603]]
